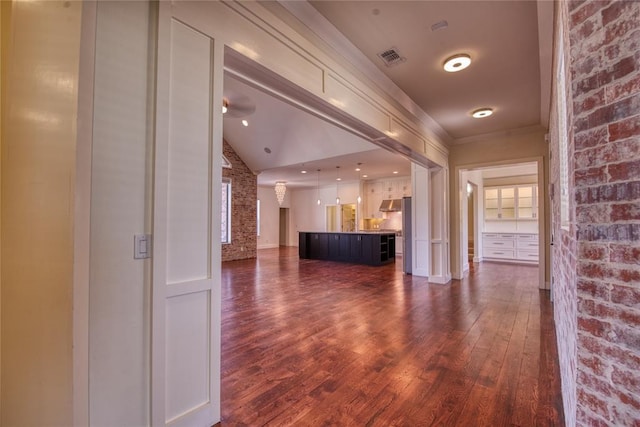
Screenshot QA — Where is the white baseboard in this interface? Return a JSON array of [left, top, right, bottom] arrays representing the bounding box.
[[429, 274, 452, 284], [257, 243, 279, 250], [473, 256, 482, 263]]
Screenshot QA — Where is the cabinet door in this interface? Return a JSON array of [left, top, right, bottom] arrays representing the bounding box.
[[328, 233, 341, 260], [309, 233, 328, 259], [485, 188, 499, 219], [517, 186, 535, 219], [500, 187, 516, 219], [350, 234, 364, 262]]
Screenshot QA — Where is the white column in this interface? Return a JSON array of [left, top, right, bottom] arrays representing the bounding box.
[[429, 167, 451, 284], [411, 164, 430, 277]]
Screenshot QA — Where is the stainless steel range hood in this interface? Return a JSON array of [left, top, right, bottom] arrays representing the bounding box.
[[379, 199, 402, 212]]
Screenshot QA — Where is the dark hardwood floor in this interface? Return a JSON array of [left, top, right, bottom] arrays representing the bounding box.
[[220, 247, 564, 426]]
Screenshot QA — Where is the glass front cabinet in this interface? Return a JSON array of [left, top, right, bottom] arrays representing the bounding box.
[[484, 185, 537, 220]]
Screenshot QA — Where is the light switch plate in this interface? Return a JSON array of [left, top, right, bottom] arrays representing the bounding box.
[[134, 234, 152, 259]]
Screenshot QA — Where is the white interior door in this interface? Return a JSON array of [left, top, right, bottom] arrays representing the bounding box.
[[152, 4, 223, 426]]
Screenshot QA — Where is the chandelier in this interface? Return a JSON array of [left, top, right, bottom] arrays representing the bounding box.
[[274, 181, 286, 205]]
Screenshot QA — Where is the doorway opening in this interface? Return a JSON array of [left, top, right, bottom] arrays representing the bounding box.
[[279, 207, 289, 246], [458, 160, 545, 289]]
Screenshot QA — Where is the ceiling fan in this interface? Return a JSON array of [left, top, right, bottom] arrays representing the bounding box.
[[222, 91, 256, 118]]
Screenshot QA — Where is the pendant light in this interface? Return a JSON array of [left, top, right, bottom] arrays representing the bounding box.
[[316, 169, 321, 206], [335, 166, 341, 205]]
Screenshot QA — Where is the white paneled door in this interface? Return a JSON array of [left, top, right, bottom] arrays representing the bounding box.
[[152, 4, 223, 426]]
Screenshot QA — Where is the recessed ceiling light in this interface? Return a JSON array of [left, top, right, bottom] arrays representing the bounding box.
[[443, 54, 471, 72], [301, 170, 307, 174], [472, 108, 493, 118], [241, 119, 249, 127], [362, 174, 368, 178], [393, 171, 399, 174], [336, 178, 342, 181], [355, 167, 361, 172]]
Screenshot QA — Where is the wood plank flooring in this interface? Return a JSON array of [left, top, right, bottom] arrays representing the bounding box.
[[220, 247, 564, 426]]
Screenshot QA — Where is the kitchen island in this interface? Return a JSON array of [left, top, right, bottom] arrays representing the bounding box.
[[298, 231, 395, 266]]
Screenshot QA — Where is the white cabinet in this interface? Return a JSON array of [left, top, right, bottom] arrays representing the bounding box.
[[484, 185, 537, 221], [482, 233, 538, 264], [364, 177, 411, 218]]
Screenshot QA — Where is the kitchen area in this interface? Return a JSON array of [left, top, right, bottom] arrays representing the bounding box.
[[299, 175, 412, 271]]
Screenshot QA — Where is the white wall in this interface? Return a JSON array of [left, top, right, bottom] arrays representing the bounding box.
[[88, 2, 153, 426], [257, 185, 285, 249]]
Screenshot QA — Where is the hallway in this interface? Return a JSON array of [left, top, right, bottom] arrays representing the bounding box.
[[220, 248, 564, 426]]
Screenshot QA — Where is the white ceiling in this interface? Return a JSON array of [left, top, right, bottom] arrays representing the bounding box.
[[222, 1, 552, 189]]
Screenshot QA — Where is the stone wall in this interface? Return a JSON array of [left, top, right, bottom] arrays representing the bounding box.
[[222, 140, 257, 261], [552, 1, 640, 425]]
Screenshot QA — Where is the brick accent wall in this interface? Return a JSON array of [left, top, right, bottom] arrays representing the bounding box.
[[550, 2, 578, 424], [551, 1, 640, 425], [222, 140, 257, 261]]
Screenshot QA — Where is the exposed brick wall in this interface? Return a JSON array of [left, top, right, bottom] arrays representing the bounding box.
[[550, 2, 578, 424], [222, 140, 257, 261], [551, 1, 640, 425]]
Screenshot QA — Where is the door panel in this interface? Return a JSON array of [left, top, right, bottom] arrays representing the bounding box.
[[152, 5, 222, 426]]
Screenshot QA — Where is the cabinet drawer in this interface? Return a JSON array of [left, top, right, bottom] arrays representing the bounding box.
[[517, 241, 539, 250], [517, 249, 539, 261], [517, 234, 537, 240], [484, 239, 515, 249], [484, 248, 515, 259]]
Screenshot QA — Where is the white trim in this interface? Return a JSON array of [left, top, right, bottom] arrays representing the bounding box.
[[257, 243, 280, 250], [276, 0, 451, 145]]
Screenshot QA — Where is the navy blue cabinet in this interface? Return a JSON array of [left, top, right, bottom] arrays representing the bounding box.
[[299, 232, 395, 266]]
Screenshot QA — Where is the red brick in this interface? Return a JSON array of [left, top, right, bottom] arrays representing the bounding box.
[[606, 74, 640, 104], [608, 159, 640, 182], [605, 29, 640, 61], [602, 1, 638, 26], [610, 244, 640, 265], [608, 114, 640, 142], [611, 267, 640, 283], [222, 140, 257, 262], [576, 181, 640, 204], [611, 203, 640, 222], [578, 223, 640, 242], [578, 388, 611, 419], [577, 204, 610, 223], [611, 324, 640, 351], [611, 285, 640, 309], [575, 125, 609, 151], [575, 94, 640, 133], [581, 334, 640, 370], [605, 6, 640, 45], [579, 242, 608, 261], [578, 261, 607, 279], [577, 407, 610, 427], [578, 367, 612, 394], [617, 305, 640, 328], [573, 56, 637, 100], [575, 165, 607, 186], [579, 297, 614, 319], [572, 0, 608, 26], [612, 365, 640, 394], [578, 316, 611, 338], [574, 88, 605, 115], [569, 0, 587, 12]]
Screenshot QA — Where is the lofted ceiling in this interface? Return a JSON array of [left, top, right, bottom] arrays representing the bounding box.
[[222, 1, 552, 189]]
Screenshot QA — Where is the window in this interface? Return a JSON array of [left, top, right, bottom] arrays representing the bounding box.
[[221, 178, 231, 243]]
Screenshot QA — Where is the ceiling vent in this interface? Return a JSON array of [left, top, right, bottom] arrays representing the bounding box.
[[377, 47, 406, 67]]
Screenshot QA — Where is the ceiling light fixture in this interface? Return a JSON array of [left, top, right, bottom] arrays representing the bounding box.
[[241, 119, 249, 127], [222, 100, 228, 114], [472, 108, 493, 118], [443, 54, 471, 72], [301, 170, 307, 174], [274, 181, 286, 206]]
